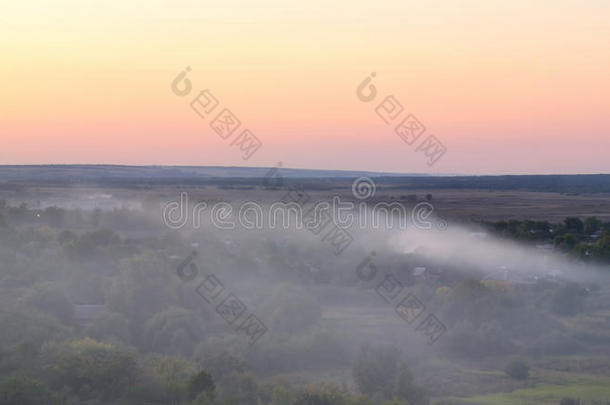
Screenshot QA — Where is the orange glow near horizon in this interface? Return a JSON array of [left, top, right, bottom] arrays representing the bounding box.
[[2, 0, 610, 174]]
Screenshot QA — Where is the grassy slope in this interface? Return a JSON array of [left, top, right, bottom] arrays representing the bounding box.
[[449, 377, 610, 404]]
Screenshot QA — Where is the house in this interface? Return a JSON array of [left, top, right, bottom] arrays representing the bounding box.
[[306, 264, 331, 284], [413, 267, 427, 279], [413, 267, 441, 283], [481, 266, 536, 285]]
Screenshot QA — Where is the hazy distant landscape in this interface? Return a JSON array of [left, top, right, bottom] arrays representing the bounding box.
[[3, 166, 610, 193], [1, 166, 610, 405]]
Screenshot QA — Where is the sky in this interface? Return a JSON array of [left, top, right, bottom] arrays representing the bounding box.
[[1, 0, 609, 174]]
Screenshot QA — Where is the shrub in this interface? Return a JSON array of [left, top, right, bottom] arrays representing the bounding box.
[[504, 360, 530, 380], [41, 338, 139, 401], [352, 345, 427, 404], [0, 377, 56, 405], [187, 370, 215, 401]]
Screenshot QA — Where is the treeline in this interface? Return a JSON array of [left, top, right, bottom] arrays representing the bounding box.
[[480, 216, 610, 263], [0, 339, 428, 405]]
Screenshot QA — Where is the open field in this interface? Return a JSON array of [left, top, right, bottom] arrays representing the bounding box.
[[3, 184, 610, 223], [448, 375, 610, 405]]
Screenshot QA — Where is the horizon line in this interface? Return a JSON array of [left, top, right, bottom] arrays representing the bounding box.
[[1, 164, 609, 177]]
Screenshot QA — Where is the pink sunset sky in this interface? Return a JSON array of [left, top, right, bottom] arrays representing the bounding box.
[[2, 0, 609, 174]]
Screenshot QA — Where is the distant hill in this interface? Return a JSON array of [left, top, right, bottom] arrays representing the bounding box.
[[0, 165, 609, 193], [0, 164, 424, 182]]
